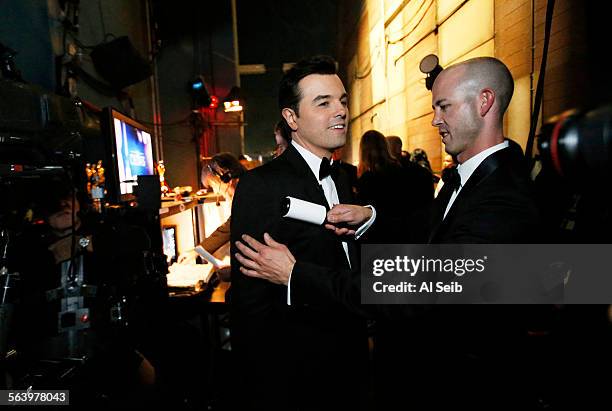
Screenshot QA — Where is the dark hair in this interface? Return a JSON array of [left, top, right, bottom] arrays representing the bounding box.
[[211, 152, 247, 181], [410, 148, 433, 173], [278, 55, 337, 117], [274, 119, 292, 143], [359, 130, 398, 175], [386, 135, 403, 158]]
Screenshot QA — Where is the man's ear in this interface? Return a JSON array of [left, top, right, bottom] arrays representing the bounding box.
[[479, 88, 495, 117], [282, 108, 298, 131]]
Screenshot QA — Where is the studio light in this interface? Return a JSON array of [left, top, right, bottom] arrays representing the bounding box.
[[189, 75, 211, 109], [222, 86, 243, 113], [419, 54, 443, 91]]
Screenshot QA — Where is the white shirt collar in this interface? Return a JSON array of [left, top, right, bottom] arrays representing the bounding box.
[[456, 141, 509, 187], [291, 140, 330, 182]]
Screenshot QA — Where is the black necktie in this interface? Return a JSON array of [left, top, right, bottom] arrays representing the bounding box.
[[433, 166, 460, 224], [319, 157, 339, 180], [441, 166, 461, 193]]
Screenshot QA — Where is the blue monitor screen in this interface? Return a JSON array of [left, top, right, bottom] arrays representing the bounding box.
[[162, 226, 177, 263], [112, 115, 155, 195]]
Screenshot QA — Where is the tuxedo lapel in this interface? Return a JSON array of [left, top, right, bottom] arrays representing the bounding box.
[[429, 147, 509, 243], [281, 145, 355, 268], [283, 145, 329, 209], [334, 167, 353, 205], [428, 182, 456, 243], [454, 147, 507, 199], [333, 167, 359, 268]]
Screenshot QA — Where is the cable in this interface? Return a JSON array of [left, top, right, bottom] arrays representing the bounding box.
[[67, 31, 97, 50], [98, 0, 107, 41], [66, 184, 78, 289], [387, 0, 429, 39], [526, 0, 556, 161], [388, 0, 435, 44], [354, 44, 382, 80]]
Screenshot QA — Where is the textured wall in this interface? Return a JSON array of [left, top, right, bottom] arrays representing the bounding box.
[[337, 0, 598, 171]]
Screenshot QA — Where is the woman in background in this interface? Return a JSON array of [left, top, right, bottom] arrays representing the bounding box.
[[356, 130, 432, 243], [179, 153, 246, 280]]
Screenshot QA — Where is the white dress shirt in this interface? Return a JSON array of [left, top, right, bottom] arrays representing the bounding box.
[[443, 141, 509, 220], [287, 140, 376, 304]]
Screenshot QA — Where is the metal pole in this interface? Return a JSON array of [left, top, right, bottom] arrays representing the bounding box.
[[145, 0, 163, 162], [230, 0, 245, 155]]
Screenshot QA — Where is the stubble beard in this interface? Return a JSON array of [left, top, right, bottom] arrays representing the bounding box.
[[446, 105, 482, 160]]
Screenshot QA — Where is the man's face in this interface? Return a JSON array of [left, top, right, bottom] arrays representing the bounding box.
[[291, 74, 348, 158], [47, 197, 80, 233], [431, 69, 482, 163]]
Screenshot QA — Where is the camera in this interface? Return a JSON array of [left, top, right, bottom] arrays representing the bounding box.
[[535, 104, 612, 242], [538, 105, 612, 183]]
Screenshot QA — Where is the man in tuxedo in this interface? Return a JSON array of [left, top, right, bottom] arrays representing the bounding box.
[[428, 57, 539, 243], [230, 55, 375, 410], [234, 57, 542, 409], [408, 56, 541, 409]]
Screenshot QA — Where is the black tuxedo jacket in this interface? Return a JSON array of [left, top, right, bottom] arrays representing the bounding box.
[[425, 145, 541, 342], [429, 145, 539, 243], [230, 144, 367, 410], [413, 145, 543, 409]]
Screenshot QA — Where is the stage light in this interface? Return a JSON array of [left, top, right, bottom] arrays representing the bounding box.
[[209, 95, 219, 109], [222, 86, 243, 113], [189, 75, 211, 108], [191, 80, 204, 90]]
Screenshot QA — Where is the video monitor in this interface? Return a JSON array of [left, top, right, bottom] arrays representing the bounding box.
[[103, 108, 155, 203], [162, 225, 178, 264]]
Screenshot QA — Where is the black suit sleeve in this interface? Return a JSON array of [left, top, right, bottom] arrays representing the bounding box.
[[291, 260, 361, 309], [230, 171, 284, 313], [230, 171, 292, 407]]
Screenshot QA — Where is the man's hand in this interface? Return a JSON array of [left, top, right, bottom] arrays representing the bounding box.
[[325, 204, 373, 236], [235, 233, 295, 285]]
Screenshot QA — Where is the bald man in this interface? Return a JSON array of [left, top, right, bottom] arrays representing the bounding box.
[[428, 56, 539, 243]]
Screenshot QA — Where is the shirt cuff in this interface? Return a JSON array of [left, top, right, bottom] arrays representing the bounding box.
[[286, 267, 293, 305], [355, 205, 376, 240]]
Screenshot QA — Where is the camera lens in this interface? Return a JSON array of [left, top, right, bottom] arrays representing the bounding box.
[[538, 105, 612, 182]]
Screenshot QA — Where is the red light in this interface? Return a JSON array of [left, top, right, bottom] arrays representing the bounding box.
[[209, 95, 219, 109], [80, 314, 89, 323]]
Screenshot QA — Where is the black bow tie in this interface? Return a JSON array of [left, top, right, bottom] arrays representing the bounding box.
[[319, 157, 339, 180], [441, 166, 461, 192]]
